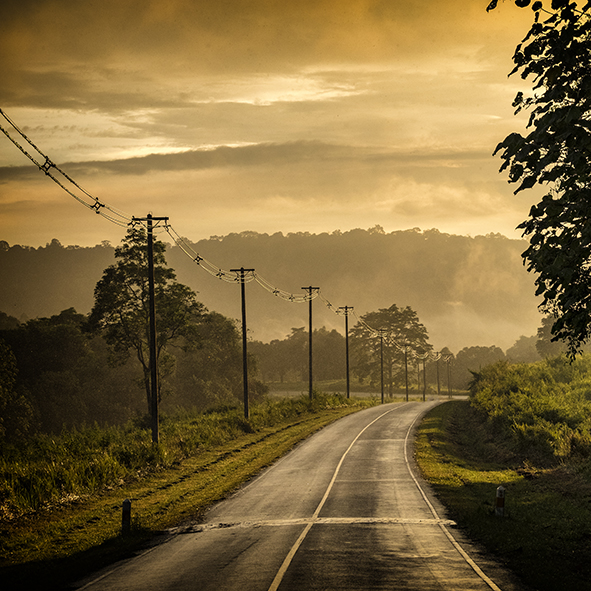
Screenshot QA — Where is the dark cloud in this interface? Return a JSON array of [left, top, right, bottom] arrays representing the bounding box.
[[0, 140, 495, 183], [0, 0, 534, 109], [0, 0, 539, 249]]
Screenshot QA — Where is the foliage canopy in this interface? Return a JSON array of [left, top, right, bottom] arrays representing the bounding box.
[[350, 304, 431, 394], [489, 0, 591, 356], [88, 227, 206, 412]]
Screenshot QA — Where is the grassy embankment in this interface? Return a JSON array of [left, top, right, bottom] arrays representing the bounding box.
[[0, 393, 378, 590], [416, 356, 591, 591]]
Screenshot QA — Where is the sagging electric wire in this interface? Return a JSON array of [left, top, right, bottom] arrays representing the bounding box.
[[168, 227, 449, 360], [166, 223, 315, 300], [165, 224, 244, 283], [0, 108, 132, 227], [253, 273, 316, 303], [0, 109, 460, 355]]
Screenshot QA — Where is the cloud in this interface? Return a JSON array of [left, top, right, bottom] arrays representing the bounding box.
[[0, 0, 542, 249], [0, 0, 534, 109], [0, 139, 503, 181]]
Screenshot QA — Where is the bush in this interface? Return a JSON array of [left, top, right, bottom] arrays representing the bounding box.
[[469, 356, 591, 463]]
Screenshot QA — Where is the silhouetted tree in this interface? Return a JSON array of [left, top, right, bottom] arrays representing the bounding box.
[[489, 0, 591, 356], [0, 312, 19, 330], [250, 326, 346, 384], [454, 346, 506, 389], [88, 226, 206, 413], [536, 315, 567, 358], [0, 338, 33, 442], [312, 327, 346, 381], [350, 304, 431, 395], [506, 335, 540, 363], [168, 311, 262, 409]]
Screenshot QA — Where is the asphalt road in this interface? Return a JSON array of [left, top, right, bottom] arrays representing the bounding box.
[[76, 401, 527, 591]]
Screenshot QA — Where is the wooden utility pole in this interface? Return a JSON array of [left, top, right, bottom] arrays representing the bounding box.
[[231, 267, 255, 418], [436, 355, 441, 396], [379, 330, 385, 404], [404, 344, 409, 402], [338, 306, 353, 398], [422, 356, 427, 402], [302, 287, 319, 400], [133, 214, 169, 444], [447, 356, 452, 399]]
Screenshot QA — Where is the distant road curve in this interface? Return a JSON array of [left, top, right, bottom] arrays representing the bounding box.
[[76, 401, 527, 591]]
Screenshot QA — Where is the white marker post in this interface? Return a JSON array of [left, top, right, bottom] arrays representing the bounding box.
[[494, 486, 505, 517]]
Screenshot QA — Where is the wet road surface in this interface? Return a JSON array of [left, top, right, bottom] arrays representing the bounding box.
[[75, 401, 527, 591]]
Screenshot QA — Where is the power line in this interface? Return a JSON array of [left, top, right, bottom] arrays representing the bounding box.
[[1, 108, 452, 363], [0, 108, 132, 228]]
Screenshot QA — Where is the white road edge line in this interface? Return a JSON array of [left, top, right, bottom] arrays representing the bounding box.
[[267, 404, 404, 591], [404, 404, 503, 591]]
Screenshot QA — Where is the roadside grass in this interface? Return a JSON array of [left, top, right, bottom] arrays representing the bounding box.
[[267, 378, 460, 399], [416, 399, 591, 591], [267, 378, 380, 394], [0, 394, 377, 590]]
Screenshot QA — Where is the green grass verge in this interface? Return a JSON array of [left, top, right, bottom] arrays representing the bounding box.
[[1, 397, 377, 591], [416, 400, 591, 591]]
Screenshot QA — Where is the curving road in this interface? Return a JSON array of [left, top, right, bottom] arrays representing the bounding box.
[[76, 401, 527, 591]]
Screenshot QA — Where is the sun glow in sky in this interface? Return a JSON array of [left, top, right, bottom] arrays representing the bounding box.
[[0, 0, 540, 248]]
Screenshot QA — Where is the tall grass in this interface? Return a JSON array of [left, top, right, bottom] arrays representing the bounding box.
[[0, 393, 371, 519], [469, 355, 591, 462], [419, 353, 591, 591]]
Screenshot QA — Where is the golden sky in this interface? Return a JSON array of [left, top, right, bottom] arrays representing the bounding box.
[[0, 0, 541, 247]]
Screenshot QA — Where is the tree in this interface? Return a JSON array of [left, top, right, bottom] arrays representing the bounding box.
[[454, 346, 506, 389], [168, 311, 262, 410], [506, 334, 541, 362], [88, 226, 206, 413], [249, 326, 346, 384], [350, 304, 431, 395], [0, 309, 97, 433], [312, 327, 346, 381], [489, 0, 591, 356], [0, 338, 33, 442], [536, 315, 568, 357]]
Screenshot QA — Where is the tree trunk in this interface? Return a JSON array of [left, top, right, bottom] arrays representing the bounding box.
[[143, 368, 151, 415]]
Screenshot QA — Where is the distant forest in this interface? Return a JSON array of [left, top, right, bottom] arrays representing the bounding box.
[[0, 227, 563, 441], [0, 227, 541, 352]]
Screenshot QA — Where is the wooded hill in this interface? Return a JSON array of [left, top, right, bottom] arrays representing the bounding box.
[[0, 227, 540, 352]]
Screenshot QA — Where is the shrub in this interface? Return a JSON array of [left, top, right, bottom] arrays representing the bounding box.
[[469, 356, 591, 464]]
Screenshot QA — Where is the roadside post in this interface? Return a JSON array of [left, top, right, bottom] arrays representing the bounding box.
[[122, 499, 132, 534], [494, 486, 505, 517]]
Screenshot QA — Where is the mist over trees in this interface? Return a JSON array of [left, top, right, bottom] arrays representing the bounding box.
[[88, 226, 207, 414], [0, 226, 552, 441], [0, 228, 268, 442], [0, 227, 541, 352], [0, 298, 559, 442]]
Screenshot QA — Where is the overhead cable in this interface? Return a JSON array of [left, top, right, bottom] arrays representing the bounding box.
[[0, 108, 132, 228], [165, 224, 246, 284], [166, 223, 315, 301], [0, 108, 455, 357]]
